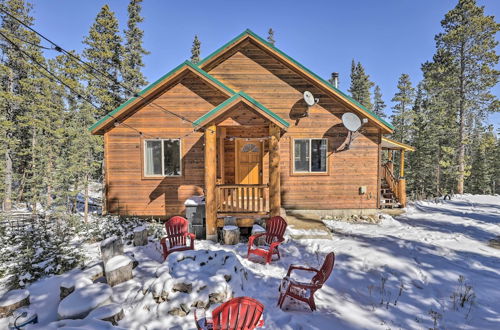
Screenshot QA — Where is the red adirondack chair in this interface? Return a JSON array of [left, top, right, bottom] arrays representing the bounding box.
[[277, 252, 335, 311], [194, 297, 264, 330], [247, 216, 287, 264], [160, 216, 195, 260]]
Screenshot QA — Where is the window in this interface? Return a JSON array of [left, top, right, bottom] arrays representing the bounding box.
[[144, 139, 181, 176], [293, 139, 327, 173]]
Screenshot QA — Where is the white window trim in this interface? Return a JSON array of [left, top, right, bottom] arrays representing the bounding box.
[[292, 138, 328, 173], [144, 139, 182, 177]]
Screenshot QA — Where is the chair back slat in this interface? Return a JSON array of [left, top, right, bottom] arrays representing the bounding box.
[[312, 252, 335, 286], [265, 216, 287, 244], [165, 216, 189, 248], [213, 297, 264, 330]]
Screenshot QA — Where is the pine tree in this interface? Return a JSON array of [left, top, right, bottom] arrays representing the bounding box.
[[83, 4, 123, 117], [122, 0, 149, 97], [391, 74, 415, 144], [190, 35, 201, 64], [467, 125, 496, 194], [0, 0, 45, 211], [372, 85, 386, 118], [267, 28, 275, 45], [435, 0, 500, 194], [349, 60, 374, 110]]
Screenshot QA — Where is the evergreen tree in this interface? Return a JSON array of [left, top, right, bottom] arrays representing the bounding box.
[[267, 28, 275, 45], [122, 0, 149, 97], [391, 74, 415, 144], [0, 0, 45, 211], [190, 35, 201, 64], [349, 60, 374, 110], [467, 125, 496, 194], [372, 85, 386, 118], [435, 0, 499, 194], [83, 4, 123, 117]]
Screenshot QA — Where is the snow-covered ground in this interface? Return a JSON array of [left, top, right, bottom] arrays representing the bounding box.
[[1, 194, 499, 329]]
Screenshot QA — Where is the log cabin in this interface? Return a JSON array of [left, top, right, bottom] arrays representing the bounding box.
[[90, 29, 414, 240]]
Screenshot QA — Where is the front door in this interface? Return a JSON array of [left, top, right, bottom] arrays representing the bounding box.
[[235, 140, 263, 184]]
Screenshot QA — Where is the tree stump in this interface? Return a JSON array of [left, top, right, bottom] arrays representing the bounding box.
[[83, 263, 104, 281], [133, 226, 148, 246], [86, 304, 124, 325], [223, 225, 240, 245], [105, 255, 133, 287], [60, 276, 93, 300], [251, 224, 266, 246], [0, 289, 30, 318], [100, 236, 124, 265]]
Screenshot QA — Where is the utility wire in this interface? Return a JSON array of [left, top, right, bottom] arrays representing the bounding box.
[[0, 5, 215, 135], [0, 30, 160, 139]]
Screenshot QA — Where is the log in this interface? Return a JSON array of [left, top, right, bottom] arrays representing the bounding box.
[[86, 303, 124, 325], [0, 289, 30, 318], [105, 255, 133, 287], [60, 276, 93, 300], [133, 226, 148, 246], [100, 236, 124, 265], [223, 225, 240, 245]]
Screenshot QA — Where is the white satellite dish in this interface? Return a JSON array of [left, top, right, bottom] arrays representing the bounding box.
[[342, 112, 362, 132], [303, 91, 318, 106]]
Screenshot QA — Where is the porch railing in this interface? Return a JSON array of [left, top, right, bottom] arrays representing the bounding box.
[[216, 184, 269, 215], [381, 162, 407, 207]]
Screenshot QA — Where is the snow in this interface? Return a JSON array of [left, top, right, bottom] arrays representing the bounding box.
[[184, 195, 205, 206], [222, 225, 238, 230], [133, 225, 147, 233], [252, 224, 266, 233], [105, 256, 133, 272], [0, 289, 29, 307], [0, 194, 498, 329], [57, 283, 113, 319]]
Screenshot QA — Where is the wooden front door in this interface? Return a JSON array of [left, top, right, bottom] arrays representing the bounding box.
[[235, 140, 263, 184]]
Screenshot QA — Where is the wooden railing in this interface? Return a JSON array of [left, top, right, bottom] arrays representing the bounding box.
[[382, 163, 407, 207], [216, 184, 269, 215]]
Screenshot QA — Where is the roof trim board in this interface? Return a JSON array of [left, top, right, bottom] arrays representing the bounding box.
[[381, 137, 415, 151], [197, 29, 394, 133], [192, 91, 290, 129], [89, 61, 236, 134]]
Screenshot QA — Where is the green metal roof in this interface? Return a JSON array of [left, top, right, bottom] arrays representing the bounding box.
[[89, 60, 235, 133], [197, 29, 394, 131], [192, 91, 290, 128]]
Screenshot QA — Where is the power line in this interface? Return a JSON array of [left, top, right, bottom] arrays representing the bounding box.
[[0, 30, 160, 140], [0, 5, 215, 135]]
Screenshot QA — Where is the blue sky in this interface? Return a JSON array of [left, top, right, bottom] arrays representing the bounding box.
[[30, 0, 499, 127]]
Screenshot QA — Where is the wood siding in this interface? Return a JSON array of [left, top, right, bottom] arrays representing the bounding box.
[[207, 40, 380, 209], [105, 72, 227, 216]]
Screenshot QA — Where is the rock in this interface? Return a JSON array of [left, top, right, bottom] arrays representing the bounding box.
[[100, 236, 124, 265], [86, 303, 124, 325], [168, 307, 188, 317], [209, 291, 227, 304], [83, 263, 105, 281], [222, 225, 240, 245], [133, 226, 148, 246], [58, 283, 112, 320], [173, 282, 192, 294], [105, 255, 133, 287], [0, 289, 30, 318]]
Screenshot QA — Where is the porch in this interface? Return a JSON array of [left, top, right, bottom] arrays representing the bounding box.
[[195, 92, 289, 240], [380, 137, 415, 208]]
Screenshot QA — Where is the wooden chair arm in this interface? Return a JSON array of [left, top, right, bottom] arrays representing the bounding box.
[[286, 265, 319, 277], [248, 233, 266, 246]]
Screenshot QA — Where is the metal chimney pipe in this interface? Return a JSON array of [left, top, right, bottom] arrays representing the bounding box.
[[332, 72, 339, 88]]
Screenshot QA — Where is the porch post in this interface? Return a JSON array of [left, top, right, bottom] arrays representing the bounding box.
[[205, 124, 217, 241], [269, 123, 281, 216], [399, 150, 406, 207]]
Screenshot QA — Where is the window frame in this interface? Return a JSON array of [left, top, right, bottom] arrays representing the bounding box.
[[291, 138, 328, 175], [143, 138, 182, 178]]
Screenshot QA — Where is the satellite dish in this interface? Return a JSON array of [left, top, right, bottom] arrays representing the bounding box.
[[342, 112, 362, 132], [303, 91, 318, 106]]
